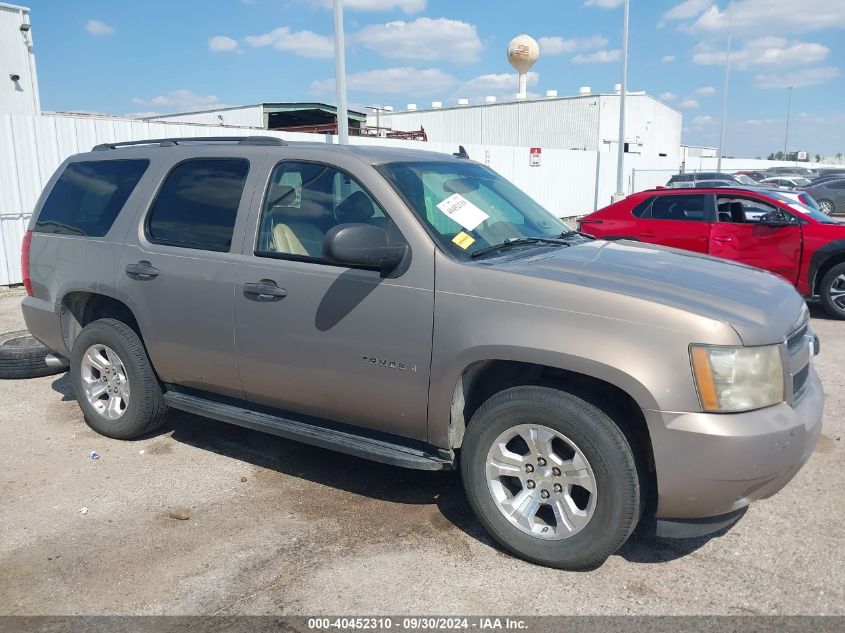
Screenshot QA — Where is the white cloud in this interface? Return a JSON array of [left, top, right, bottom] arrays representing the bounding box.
[[692, 37, 829, 70], [572, 49, 621, 64], [208, 35, 239, 53], [690, 0, 845, 35], [659, 91, 677, 102], [661, 55, 676, 62], [311, 0, 426, 13], [694, 85, 717, 96], [691, 115, 717, 126], [454, 72, 539, 100], [661, 0, 711, 22], [679, 98, 700, 109], [538, 35, 608, 55], [245, 26, 334, 58], [85, 20, 114, 36], [310, 67, 457, 95], [754, 66, 840, 89], [584, 0, 624, 8], [131, 90, 231, 113], [355, 18, 482, 63]]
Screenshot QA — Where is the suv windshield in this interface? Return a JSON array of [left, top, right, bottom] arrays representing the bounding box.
[[377, 161, 572, 259]]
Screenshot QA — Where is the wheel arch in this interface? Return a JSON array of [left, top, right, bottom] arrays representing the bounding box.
[[446, 358, 657, 501], [808, 241, 845, 296], [60, 290, 142, 353]]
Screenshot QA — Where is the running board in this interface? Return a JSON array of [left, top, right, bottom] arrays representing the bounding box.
[[163, 391, 454, 471]]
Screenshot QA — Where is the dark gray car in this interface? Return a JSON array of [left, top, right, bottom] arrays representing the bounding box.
[[21, 137, 823, 569], [805, 178, 845, 215]]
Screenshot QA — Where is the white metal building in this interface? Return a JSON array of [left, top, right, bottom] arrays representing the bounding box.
[[0, 3, 39, 115], [367, 92, 681, 160]]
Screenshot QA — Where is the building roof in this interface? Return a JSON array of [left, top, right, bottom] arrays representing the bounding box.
[[379, 92, 679, 116], [148, 102, 367, 122]]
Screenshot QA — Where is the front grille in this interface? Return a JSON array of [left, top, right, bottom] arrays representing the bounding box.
[[793, 365, 810, 398]]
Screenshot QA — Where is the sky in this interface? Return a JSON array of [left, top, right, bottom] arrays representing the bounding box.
[[23, 0, 845, 158]]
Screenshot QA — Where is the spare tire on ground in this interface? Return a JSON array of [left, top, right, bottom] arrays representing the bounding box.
[[0, 330, 65, 379]]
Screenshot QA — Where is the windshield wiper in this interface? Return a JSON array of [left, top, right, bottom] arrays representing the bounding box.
[[470, 237, 570, 259], [556, 229, 595, 240]]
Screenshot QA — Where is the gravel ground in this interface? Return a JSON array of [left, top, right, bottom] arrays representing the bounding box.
[[0, 286, 843, 616]]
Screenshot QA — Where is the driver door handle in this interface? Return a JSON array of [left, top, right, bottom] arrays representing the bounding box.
[[243, 280, 288, 302], [125, 261, 159, 280]]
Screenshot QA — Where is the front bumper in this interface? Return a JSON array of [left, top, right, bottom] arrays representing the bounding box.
[[645, 364, 824, 522]]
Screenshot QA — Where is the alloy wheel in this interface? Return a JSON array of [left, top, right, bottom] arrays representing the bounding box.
[[79, 344, 130, 420], [485, 423, 597, 540], [830, 274, 845, 311]]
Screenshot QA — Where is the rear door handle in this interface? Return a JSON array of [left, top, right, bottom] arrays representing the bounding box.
[[712, 236, 734, 243], [243, 280, 288, 302], [640, 232, 658, 239], [125, 261, 159, 280]]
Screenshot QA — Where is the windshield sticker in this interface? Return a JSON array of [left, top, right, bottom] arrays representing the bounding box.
[[452, 231, 476, 250], [436, 193, 489, 231]]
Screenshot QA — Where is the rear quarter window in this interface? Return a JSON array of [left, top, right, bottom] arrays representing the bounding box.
[[35, 159, 150, 237]]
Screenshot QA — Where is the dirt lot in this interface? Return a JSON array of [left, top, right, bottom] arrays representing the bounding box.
[[0, 285, 843, 616]]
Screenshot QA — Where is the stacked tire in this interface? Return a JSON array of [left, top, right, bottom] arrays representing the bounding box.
[[0, 330, 64, 379]]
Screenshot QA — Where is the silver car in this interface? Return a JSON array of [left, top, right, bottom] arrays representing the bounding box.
[[805, 178, 845, 215]]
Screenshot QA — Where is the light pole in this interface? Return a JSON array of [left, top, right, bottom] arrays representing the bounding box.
[[332, 0, 349, 144], [613, 0, 630, 201], [716, 0, 734, 173], [783, 86, 793, 158]]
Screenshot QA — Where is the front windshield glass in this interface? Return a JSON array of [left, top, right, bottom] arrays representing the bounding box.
[[770, 193, 842, 224], [377, 161, 572, 259], [735, 174, 757, 185]]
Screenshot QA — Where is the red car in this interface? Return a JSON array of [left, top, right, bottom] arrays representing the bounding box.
[[578, 187, 845, 318]]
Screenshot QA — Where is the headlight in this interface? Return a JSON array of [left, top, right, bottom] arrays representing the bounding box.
[[690, 344, 784, 412]]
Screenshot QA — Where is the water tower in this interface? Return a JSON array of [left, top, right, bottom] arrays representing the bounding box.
[[507, 34, 539, 98]]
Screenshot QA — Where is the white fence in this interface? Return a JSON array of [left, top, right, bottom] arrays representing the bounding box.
[[0, 111, 830, 285]]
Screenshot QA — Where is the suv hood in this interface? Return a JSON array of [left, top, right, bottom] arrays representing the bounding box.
[[492, 240, 805, 346]]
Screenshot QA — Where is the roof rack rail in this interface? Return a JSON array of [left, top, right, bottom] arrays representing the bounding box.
[[92, 136, 287, 151]]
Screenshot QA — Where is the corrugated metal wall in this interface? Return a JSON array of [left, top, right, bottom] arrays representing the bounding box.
[[0, 111, 683, 285], [0, 4, 40, 115], [372, 95, 676, 155]]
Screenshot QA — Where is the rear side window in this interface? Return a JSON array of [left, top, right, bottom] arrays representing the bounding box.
[[631, 197, 653, 218], [147, 158, 249, 252], [35, 160, 149, 237], [650, 194, 707, 221]]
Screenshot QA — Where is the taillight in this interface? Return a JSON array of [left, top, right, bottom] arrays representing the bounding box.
[[21, 230, 32, 296]]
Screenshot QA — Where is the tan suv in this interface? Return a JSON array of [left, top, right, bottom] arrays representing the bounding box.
[[21, 137, 823, 569]]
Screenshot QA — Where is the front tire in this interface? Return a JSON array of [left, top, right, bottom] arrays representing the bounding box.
[[70, 318, 167, 439], [821, 263, 845, 320], [460, 386, 641, 569]]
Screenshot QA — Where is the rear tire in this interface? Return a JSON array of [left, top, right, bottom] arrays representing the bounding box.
[[820, 263, 845, 320], [70, 318, 167, 439], [460, 385, 641, 569], [818, 199, 834, 215]]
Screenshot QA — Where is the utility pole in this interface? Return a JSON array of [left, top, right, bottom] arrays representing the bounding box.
[[783, 86, 793, 158], [716, 0, 734, 173], [332, 0, 349, 144], [613, 0, 630, 201]]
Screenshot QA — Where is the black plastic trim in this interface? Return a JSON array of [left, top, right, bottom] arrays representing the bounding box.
[[653, 507, 747, 539], [807, 239, 845, 295], [163, 389, 455, 471]]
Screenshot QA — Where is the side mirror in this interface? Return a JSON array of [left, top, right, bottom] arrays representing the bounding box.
[[759, 211, 794, 227], [323, 223, 407, 274]]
